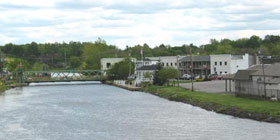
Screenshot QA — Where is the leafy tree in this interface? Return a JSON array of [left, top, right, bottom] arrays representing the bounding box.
[[143, 72, 152, 80], [69, 56, 82, 69], [32, 62, 48, 71], [158, 67, 179, 85], [5, 58, 30, 72], [247, 35, 261, 49], [82, 39, 118, 69], [153, 63, 164, 85], [108, 58, 135, 80]]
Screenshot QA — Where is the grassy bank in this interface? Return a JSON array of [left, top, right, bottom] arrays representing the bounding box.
[[0, 84, 10, 93], [145, 86, 280, 123]]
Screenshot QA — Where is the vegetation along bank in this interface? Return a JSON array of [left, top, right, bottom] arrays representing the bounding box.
[[143, 86, 280, 123]]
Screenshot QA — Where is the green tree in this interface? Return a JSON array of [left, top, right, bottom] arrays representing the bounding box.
[[82, 39, 118, 69], [158, 67, 179, 85], [143, 72, 152, 80], [69, 56, 82, 69], [153, 63, 164, 85], [6, 58, 30, 72], [31, 62, 48, 71], [108, 58, 135, 80]]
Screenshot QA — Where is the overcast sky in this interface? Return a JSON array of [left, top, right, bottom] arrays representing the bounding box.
[[0, 0, 280, 48]]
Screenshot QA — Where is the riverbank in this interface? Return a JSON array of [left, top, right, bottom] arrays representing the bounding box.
[[144, 86, 280, 123], [0, 81, 28, 95]]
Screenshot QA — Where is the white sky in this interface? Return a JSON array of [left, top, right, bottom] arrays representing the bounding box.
[[0, 0, 280, 49]]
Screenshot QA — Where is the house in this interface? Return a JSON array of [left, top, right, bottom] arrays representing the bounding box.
[[234, 63, 280, 99], [210, 53, 256, 75], [134, 65, 158, 86], [147, 56, 185, 69], [100, 58, 136, 71], [178, 55, 210, 76]]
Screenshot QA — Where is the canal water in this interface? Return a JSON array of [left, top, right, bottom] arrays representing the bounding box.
[[0, 82, 279, 140]]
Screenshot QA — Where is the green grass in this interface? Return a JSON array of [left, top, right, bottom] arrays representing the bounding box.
[[146, 86, 280, 117]]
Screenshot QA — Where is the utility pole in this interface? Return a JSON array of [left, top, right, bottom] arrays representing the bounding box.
[[129, 52, 131, 77], [64, 46, 67, 68], [261, 56, 266, 97], [259, 50, 266, 97], [190, 44, 194, 92], [176, 55, 180, 87]]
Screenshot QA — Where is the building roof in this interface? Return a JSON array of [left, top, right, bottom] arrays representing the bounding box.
[[179, 55, 210, 62], [247, 64, 270, 70], [136, 65, 158, 71], [147, 56, 185, 61], [251, 63, 280, 76], [234, 70, 258, 80]]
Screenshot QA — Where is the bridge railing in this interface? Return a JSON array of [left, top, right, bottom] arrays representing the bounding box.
[[22, 70, 105, 83]]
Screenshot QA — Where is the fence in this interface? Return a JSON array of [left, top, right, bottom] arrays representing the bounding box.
[[235, 87, 280, 101]]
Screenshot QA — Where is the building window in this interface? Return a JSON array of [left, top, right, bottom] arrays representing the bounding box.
[[179, 63, 181, 66], [106, 63, 111, 68], [166, 63, 169, 66], [225, 61, 227, 65], [171, 63, 173, 66], [220, 71, 222, 74], [175, 63, 177, 66], [215, 62, 217, 65], [220, 62, 222, 66], [225, 71, 227, 74]]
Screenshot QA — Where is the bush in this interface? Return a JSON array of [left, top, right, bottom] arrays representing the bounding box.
[[140, 81, 152, 87], [158, 67, 179, 85], [196, 78, 204, 82]]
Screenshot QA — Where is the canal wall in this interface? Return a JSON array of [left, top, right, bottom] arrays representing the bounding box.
[[104, 80, 143, 91]]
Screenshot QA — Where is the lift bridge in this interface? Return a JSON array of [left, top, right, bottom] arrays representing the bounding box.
[[7, 69, 105, 83]]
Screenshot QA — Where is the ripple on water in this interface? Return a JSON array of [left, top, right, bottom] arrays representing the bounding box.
[[0, 84, 279, 140]]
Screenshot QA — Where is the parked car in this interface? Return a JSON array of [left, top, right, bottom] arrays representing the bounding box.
[[181, 74, 191, 80], [217, 75, 224, 80], [208, 74, 224, 80], [208, 74, 218, 80]]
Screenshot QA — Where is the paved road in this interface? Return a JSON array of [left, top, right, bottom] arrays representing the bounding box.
[[180, 80, 235, 93]]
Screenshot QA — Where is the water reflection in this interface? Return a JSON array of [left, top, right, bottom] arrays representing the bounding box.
[[0, 84, 279, 140]]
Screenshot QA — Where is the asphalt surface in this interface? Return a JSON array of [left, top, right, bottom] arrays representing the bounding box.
[[180, 80, 235, 93]]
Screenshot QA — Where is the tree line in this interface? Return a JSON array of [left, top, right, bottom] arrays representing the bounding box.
[[0, 35, 279, 72]]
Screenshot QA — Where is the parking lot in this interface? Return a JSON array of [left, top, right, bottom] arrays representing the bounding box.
[[180, 80, 235, 94]]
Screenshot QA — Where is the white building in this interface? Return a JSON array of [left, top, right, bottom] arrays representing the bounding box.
[[135, 58, 159, 69], [134, 65, 158, 86], [147, 56, 185, 69], [100, 58, 136, 71], [210, 54, 255, 75]]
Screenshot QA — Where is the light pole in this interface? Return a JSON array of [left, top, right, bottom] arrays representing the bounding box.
[[258, 50, 266, 97]]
